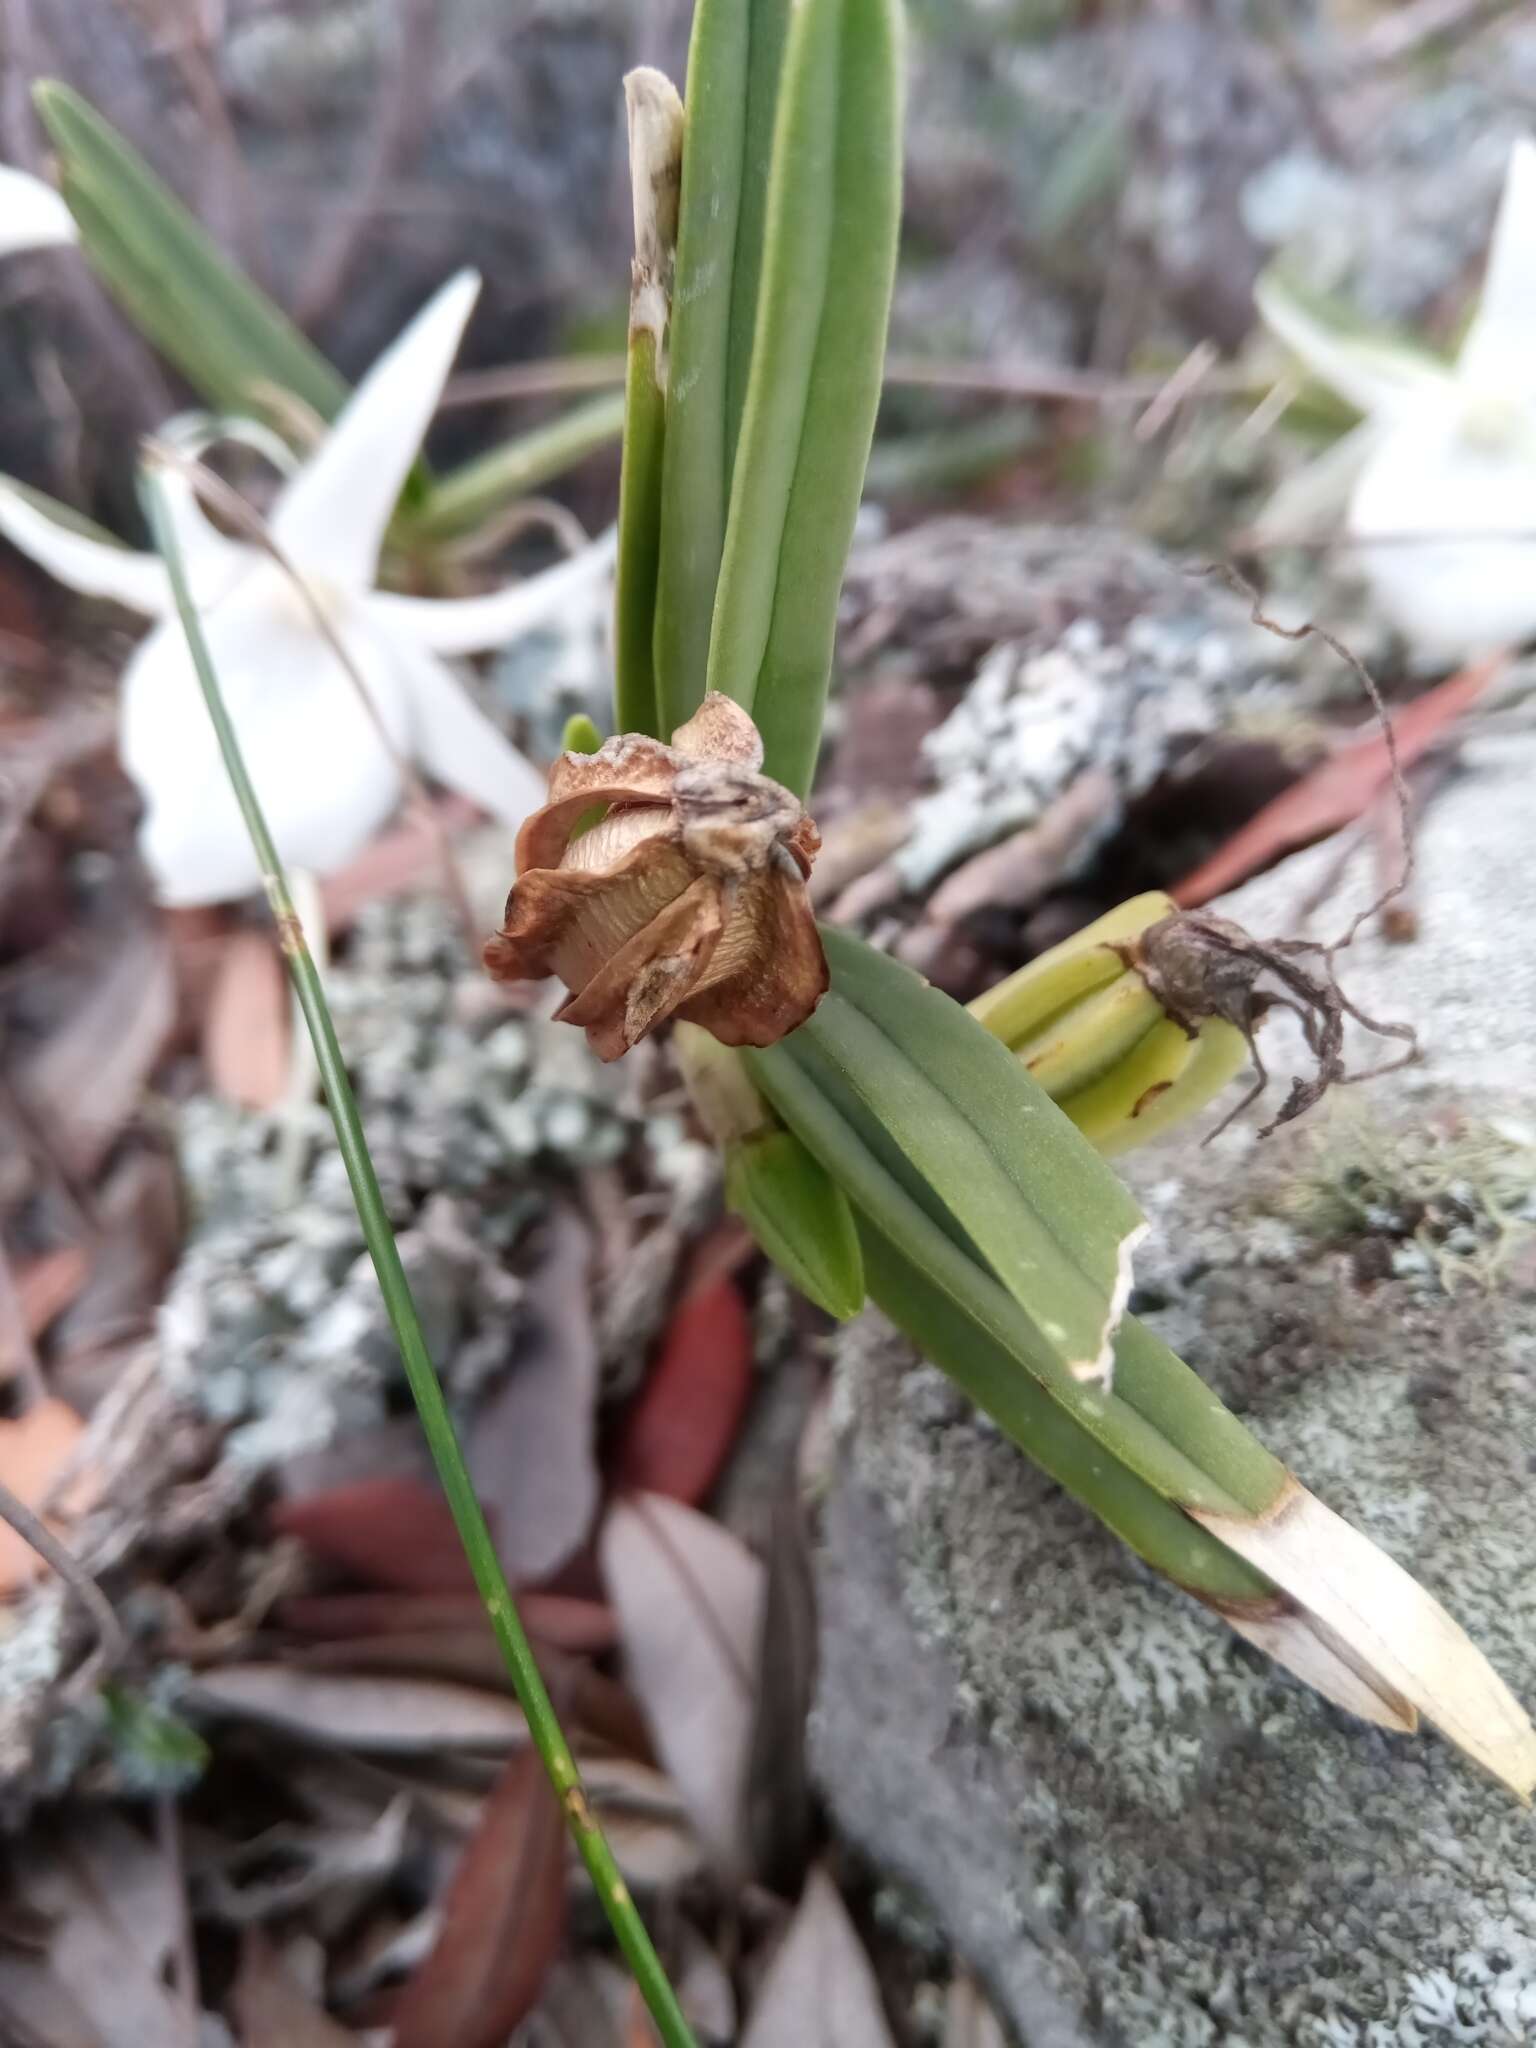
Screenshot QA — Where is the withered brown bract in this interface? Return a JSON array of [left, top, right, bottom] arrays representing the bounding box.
[[485, 695, 828, 1060]]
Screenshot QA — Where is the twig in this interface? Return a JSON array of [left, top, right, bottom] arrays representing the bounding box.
[[1134, 340, 1220, 443], [149, 443, 483, 964], [443, 349, 1260, 413], [0, 1473, 124, 1666], [0, 1244, 48, 1411], [1190, 561, 1413, 955], [1340, 0, 1523, 71], [294, 0, 435, 326], [154, 1795, 201, 2048]]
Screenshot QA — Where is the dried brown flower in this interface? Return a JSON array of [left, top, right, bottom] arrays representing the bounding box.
[[484, 694, 828, 1060]]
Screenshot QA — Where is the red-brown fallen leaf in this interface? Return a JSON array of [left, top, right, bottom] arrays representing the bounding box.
[[1171, 653, 1505, 907], [272, 1476, 478, 1595], [16, 916, 176, 1179], [611, 1276, 755, 1507], [277, 1589, 618, 1655], [0, 1396, 93, 1593], [231, 1929, 361, 2045], [14, 1246, 87, 1341], [390, 1747, 568, 2048], [203, 929, 291, 1110]]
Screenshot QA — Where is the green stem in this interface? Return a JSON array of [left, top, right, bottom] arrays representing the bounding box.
[[141, 467, 699, 2048], [407, 392, 626, 545]]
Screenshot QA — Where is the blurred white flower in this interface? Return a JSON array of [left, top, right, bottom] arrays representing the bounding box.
[[1256, 137, 1536, 665], [0, 163, 77, 254], [0, 270, 612, 905]]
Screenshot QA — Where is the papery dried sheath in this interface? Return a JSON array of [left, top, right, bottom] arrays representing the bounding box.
[[485, 694, 828, 1060]]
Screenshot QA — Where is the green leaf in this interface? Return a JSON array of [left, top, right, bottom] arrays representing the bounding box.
[[857, 1224, 1273, 1604], [726, 1128, 865, 1320], [798, 928, 1145, 1372], [748, 1011, 1284, 1518], [706, 0, 903, 795], [653, 1, 787, 733], [560, 712, 605, 755], [36, 81, 347, 426]]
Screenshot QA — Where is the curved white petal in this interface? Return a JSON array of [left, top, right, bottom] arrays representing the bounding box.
[[271, 269, 481, 590], [0, 479, 168, 614], [122, 572, 412, 904], [1256, 274, 1448, 423], [1347, 406, 1536, 662], [385, 631, 548, 827], [0, 164, 76, 254], [1458, 136, 1536, 397], [363, 526, 616, 655], [1250, 419, 1381, 545]]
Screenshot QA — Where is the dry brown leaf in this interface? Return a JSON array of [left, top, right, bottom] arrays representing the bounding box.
[[0, 1814, 186, 2048], [203, 929, 291, 1109], [1195, 1481, 1536, 1797], [583, 1756, 707, 1891], [0, 1395, 92, 1593], [945, 1969, 1011, 2048], [391, 1747, 567, 2048], [600, 1492, 764, 1876], [467, 1204, 599, 1582], [276, 1587, 618, 1654], [185, 1664, 530, 1754], [740, 1867, 897, 2048], [746, 1491, 818, 1896], [13, 1246, 87, 1343], [16, 915, 176, 1178], [230, 1929, 360, 2045]]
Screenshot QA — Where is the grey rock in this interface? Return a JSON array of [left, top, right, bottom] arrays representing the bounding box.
[[813, 728, 1536, 2045]]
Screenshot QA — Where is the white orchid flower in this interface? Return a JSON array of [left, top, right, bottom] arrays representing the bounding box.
[[0, 270, 613, 904], [1256, 136, 1536, 664], [0, 163, 77, 254]]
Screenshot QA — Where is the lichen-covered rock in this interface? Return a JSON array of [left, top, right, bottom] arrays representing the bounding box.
[[839, 521, 1314, 898], [813, 726, 1536, 2046]]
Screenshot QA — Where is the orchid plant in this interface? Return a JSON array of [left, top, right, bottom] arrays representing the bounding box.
[[18, 10, 1533, 2042], [1256, 136, 1536, 664], [0, 272, 611, 903]]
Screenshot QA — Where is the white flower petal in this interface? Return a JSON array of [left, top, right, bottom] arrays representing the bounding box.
[[1347, 408, 1536, 662], [1256, 274, 1448, 422], [363, 526, 616, 656], [1250, 419, 1381, 545], [123, 572, 412, 904], [387, 632, 548, 827], [0, 164, 76, 254], [0, 479, 169, 614], [1457, 136, 1536, 397], [271, 269, 481, 590]]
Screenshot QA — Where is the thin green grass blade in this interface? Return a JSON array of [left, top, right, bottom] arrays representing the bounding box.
[[615, 333, 667, 739], [140, 465, 699, 2048], [706, 0, 902, 794]]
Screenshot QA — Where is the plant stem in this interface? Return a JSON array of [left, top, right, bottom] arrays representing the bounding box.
[[141, 466, 699, 2048]]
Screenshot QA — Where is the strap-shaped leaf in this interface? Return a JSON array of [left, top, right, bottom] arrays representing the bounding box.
[[706, 0, 902, 795], [726, 1129, 865, 1322], [857, 1223, 1273, 1603], [653, 1, 789, 733], [805, 928, 1146, 1354], [36, 82, 347, 425], [749, 1026, 1283, 1516]]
